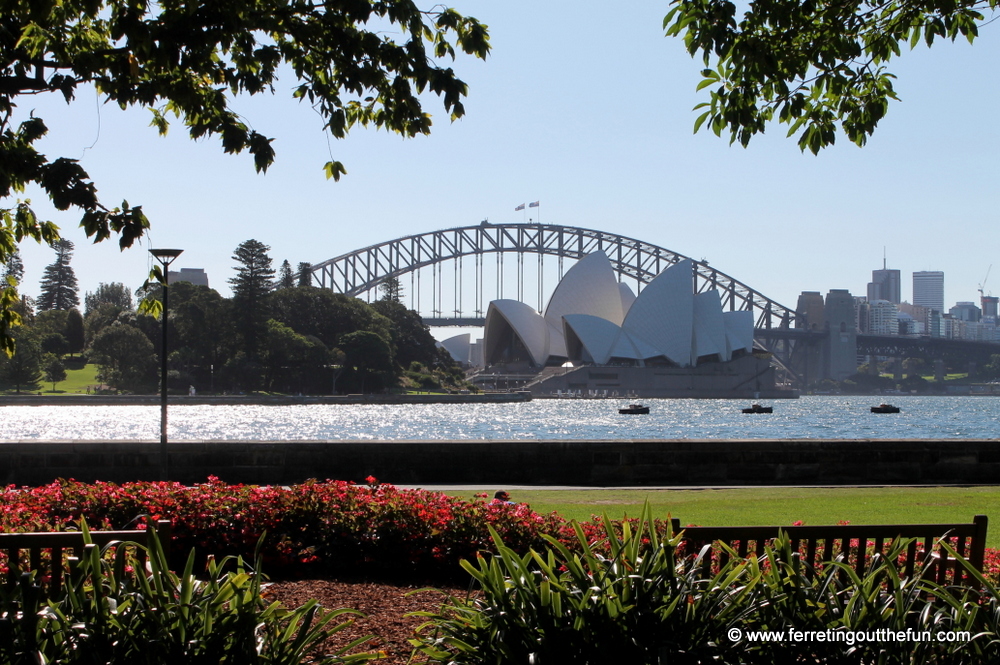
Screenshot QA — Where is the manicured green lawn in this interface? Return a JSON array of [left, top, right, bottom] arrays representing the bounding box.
[[446, 486, 1000, 548], [44, 362, 99, 394]]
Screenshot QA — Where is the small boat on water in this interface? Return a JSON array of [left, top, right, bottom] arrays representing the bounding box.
[[619, 404, 650, 415], [871, 403, 901, 414], [742, 403, 772, 414]]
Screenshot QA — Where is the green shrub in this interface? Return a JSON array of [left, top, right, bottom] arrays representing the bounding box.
[[0, 522, 374, 665], [411, 507, 1000, 665]]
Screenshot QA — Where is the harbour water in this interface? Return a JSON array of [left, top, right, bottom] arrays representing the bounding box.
[[1, 395, 999, 441]]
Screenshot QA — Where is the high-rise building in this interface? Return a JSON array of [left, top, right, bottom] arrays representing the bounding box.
[[867, 265, 900, 304], [949, 302, 981, 323], [912, 271, 944, 313], [868, 300, 899, 335], [982, 295, 998, 320]]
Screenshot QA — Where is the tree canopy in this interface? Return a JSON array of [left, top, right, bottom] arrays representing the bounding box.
[[663, 0, 991, 152], [0, 0, 490, 351]]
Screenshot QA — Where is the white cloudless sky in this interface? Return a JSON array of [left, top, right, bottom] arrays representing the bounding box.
[[9, 1, 1000, 339]]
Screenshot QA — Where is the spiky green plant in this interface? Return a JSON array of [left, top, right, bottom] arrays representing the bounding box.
[[0, 520, 374, 664]]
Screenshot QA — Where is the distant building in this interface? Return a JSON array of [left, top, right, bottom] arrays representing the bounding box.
[[982, 295, 998, 320], [168, 268, 210, 287], [912, 271, 944, 313], [868, 300, 899, 336], [949, 301, 981, 323], [868, 267, 901, 304], [898, 312, 919, 336]]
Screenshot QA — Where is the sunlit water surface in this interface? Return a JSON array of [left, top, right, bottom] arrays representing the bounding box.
[[1, 396, 999, 440]]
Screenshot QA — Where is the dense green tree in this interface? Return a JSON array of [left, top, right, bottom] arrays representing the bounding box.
[[64, 308, 85, 356], [0, 0, 489, 353], [296, 263, 313, 288], [88, 323, 157, 393], [168, 282, 231, 388], [85, 282, 134, 316], [370, 299, 439, 369], [229, 239, 276, 359], [0, 327, 41, 393], [40, 333, 69, 357], [33, 310, 69, 338], [260, 320, 332, 393], [36, 240, 80, 311], [267, 288, 391, 351], [338, 330, 396, 394], [664, 0, 989, 152], [276, 260, 296, 290], [84, 302, 128, 348], [43, 354, 67, 392]]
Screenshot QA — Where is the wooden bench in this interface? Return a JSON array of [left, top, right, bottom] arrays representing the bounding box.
[[1, 520, 172, 596], [670, 515, 988, 585]]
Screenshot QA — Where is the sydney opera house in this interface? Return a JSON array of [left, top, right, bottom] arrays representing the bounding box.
[[441, 252, 780, 398]]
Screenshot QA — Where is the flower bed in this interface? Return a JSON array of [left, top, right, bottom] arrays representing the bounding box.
[[1, 477, 998, 586]]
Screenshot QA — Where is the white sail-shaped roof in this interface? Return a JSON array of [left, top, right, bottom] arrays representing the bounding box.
[[723, 310, 755, 358], [618, 282, 636, 316], [622, 259, 695, 366], [611, 329, 661, 362], [437, 333, 471, 364], [544, 251, 626, 328], [562, 314, 621, 365], [693, 291, 728, 361], [483, 300, 549, 366]]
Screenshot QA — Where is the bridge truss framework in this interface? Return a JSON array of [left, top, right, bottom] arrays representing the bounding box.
[[310, 223, 800, 331]]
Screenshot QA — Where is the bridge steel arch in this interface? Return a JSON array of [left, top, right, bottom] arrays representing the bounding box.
[[310, 223, 799, 330]]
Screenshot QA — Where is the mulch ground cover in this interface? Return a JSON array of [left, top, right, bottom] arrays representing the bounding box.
[[266, 577, 471, 664]]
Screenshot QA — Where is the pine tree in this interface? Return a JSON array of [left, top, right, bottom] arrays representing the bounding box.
[[37, 240, 80, 311], [2, 250, 24, 285], [276, 260, 295, 289], [296, 262, 313, 287], [229, 239, 275, 361]]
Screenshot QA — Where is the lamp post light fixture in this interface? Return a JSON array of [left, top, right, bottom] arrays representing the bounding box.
[[149, 248, 183, 481]]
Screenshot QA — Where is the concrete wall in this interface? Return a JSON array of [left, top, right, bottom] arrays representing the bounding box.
[[2, 439, 999, 487]]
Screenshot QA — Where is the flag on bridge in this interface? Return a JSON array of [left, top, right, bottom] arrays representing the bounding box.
[[514, 203, 525, 211], [529, 201, 540, 208]]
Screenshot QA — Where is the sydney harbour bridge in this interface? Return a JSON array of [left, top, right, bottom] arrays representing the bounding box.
[[308, 222, 999, 385]]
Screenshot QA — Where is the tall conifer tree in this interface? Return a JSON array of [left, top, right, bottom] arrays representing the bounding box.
[[276, 260, 295, 289], [36, 240, 80, 311], [229, 239, 275, 360], [296, 262, 313, 288], [2, 250, 24, 285]]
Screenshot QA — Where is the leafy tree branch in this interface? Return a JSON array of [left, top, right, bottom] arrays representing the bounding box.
[[664, 0, 993, 152]]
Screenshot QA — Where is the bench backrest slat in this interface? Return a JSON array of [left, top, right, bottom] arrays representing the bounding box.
[[671, 515, 988, 584], [0, 520, 172, 595]]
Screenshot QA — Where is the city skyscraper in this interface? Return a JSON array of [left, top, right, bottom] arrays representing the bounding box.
[[913, 271, 945, 313], [868, 267, 901, 304]]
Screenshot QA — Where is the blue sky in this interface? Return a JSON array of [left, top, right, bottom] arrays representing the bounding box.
[[10, 1, 1000, 338]]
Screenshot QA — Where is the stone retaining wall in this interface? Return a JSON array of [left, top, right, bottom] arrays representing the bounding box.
[[1, 439, 998, 487]]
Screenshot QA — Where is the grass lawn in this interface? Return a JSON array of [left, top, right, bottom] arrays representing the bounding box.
[[445, 486, 1000, 548], [43, 361, 99, 394]]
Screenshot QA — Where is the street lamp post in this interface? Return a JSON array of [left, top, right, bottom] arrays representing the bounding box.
[[149, 248, 183, 481]]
